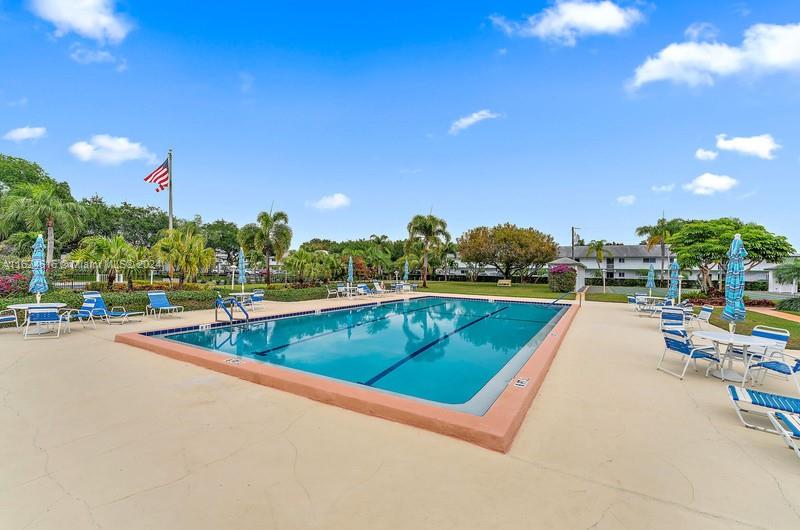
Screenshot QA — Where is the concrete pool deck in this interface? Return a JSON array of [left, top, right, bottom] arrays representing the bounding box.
[[2, 296, 799, 529]]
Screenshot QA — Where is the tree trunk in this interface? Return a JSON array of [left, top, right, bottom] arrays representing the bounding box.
[[660, 241, 666, 286], [107, 268, 116, 289], [265, 250, 271, 284], [46, 218, 55, 265], [422, 244, 429, 287]]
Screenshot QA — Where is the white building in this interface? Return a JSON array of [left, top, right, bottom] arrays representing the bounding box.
[[440, 245, 797, 292]]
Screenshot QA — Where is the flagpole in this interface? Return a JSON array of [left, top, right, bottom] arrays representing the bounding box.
[[167, 148, 174, 230]]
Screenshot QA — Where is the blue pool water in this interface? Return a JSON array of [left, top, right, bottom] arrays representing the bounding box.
[[162, 297, 566, 414]]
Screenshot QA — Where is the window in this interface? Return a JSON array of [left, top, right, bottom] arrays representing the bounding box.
[[618, 258, 625, 263], [643, 257, 656, 264], [617, 272, 625, 278]]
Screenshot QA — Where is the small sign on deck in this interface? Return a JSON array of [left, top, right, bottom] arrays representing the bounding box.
[[225, 358, 244, 365], [513, 378, 529, 388], [198, 324, 211, 331]]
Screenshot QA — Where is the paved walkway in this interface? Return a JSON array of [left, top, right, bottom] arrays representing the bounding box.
[[749, 306, 800, 323], [1, 297, 799, 529]]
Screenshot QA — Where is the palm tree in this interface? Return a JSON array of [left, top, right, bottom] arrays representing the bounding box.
[[586, 239, 612, 293], [775, 260, 800, 285], [239, 207, 292, 284], [439, 241, 458, 281], [0, 182, 85, 264], [72, 235, 136, 288], [153, 228, 215, 287], [407, 214, 450, 288], [635, 216, 686, 284]]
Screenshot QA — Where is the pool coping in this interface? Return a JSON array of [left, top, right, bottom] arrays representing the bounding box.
[[115, 295, 580, 452]]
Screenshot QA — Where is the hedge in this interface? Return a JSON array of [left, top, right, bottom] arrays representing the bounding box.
[[0, 286, 330, 313], [776, 297, 800, 312]]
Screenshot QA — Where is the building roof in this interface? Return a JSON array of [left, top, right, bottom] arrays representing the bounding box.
[[558, 245, 673, 259], [548, 257, 586, 268]]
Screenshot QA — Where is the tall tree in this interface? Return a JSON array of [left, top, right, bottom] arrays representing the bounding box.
[[635, 216, 686, 284], [668, 218, 794, 292], [407, 214, 450, 288], [153, 228, 216, 287], [459, 224, 557, 281], [0, 182, 85, 264], [203, 219, 240, 266], [586, 240, 613, 292], [239, 207, 292, 284]]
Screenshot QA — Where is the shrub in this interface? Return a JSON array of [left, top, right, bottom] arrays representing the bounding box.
[[548, 265, 575, 292], [777, 297, 800, 312], [0, 273, 30, 297]]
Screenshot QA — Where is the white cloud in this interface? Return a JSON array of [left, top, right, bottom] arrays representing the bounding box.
[[449, 109, 501, 135], [695, 148, 718, 161], [308, 193, 351, 210], [685, 22, 719, 42], [490, 1, 643, 46], [8, 97, 28, 107], [683, 173, 738, 195], [69, 134, 156, 165], [715, 133, 780, 160], [69, 43, 126, 71], [651, 184, 675, 193], [631, 22, 800, 89], [616, 194, 636, 205], [31, 0, 131, 43], [3, 126, 47, 141]]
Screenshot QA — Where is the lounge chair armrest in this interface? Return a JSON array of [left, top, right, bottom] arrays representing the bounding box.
[[691, 346, 718, 357], [111, 306, 127, 312], [0, 308, 16, 316]]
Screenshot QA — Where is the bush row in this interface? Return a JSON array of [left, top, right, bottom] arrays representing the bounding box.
[[0, 286, 330, 313], [776, 297, 800, 312]]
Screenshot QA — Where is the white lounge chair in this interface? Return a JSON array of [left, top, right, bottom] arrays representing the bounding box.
[[768, 412, 800, 460], [686, 305, 713, 328], [728, 385, 800, 434]]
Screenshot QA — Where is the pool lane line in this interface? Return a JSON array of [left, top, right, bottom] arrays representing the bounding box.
[[247, 300, 451, 357], [361, 305, 510, 387]]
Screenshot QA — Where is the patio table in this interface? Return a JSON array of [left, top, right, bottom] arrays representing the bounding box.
[[692, 330, 782, 383]]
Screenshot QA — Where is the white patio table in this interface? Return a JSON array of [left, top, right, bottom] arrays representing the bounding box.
[[692, 330, 782, 383]]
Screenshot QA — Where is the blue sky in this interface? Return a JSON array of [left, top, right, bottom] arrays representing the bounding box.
[[1, 1, 799, 247]]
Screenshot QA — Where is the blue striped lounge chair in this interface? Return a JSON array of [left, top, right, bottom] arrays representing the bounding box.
[[0, 309, 19, 331], [24, 307, 70, 339], [146, 290, 184, 319], [660, 307, 686, 332], [251, 289, 265, 307], [728, 385, 800, 434], [61, 297, 98, 329], [336, 283, 348, 297], [657, 328, 720, 380], [83, 291, 144, 324], [356, 283, 374, 296], [741, 326, 796, 392], [767, 412, 800, 460]]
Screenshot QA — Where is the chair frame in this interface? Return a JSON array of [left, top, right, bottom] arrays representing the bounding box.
[[145, 290, 185, 319], [767, 412, 800, 460], [0, 309, 19, 331], [657, 329, 720, 380], [24, 308, 70, 339]]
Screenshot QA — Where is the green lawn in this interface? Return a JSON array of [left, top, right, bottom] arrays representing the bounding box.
[[708, 308, 800, 350], [585, 292, 629, 303], [418, 281, 574, 300]]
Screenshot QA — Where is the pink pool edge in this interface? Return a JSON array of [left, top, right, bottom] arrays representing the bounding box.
[[115, 300, 579, 453]]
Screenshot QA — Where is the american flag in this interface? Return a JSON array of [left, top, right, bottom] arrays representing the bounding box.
[[144, 158, 170, 192]]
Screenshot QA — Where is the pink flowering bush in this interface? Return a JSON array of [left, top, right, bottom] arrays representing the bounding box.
[[0, 273, 30, 297], [548, 265, 576, 292]]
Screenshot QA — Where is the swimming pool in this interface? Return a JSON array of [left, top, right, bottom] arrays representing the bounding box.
[[161, 297, 565, 415], [117, 295, 578, 451]]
